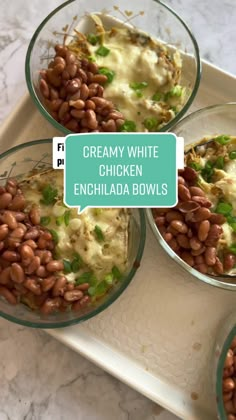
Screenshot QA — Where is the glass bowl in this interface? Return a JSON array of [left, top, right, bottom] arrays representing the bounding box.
[[0, 139, 146, 328], [25, 0, 201, 135], [146, 103, 236, 290], [213, 311, 236, 419]]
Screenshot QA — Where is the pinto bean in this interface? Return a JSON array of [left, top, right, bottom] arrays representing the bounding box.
[[198, 220, 210, 241], [224, 253, 236, 271], [41, 276, 56, 292], [178, 201, 200, 213], [181, 252, 194, 266], [176, 234, 190, 249], [204, 247, 216, 266], [170, 220, 188, 234], [190, 237, 202, 251], [24, 278, 41, 295], [10, 263, 25, 284], [40, 297, 62, 314], [189, 186, 206, 197], [205, 224, 223, 246], [0, 286, 17, 304], [46, 260, 64, 272], [0, 224, 8, 240], [51, 276, 67, 297], [0, 267, 11, 285], [64, 289, 84, 302], [209, 213, 226, 225]]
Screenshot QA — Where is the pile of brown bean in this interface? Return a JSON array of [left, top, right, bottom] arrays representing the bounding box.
[[153, 166, 235, 275], [39, 44, 125, 133], [0, 179, 90, 315], [222, 337, 236, 419]]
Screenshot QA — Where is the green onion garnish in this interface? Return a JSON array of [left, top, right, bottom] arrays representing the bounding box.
[[201, 160, 214, 182], [87, 33, 99, 45], [71, 258, 81, 273], [40, 216, 51, 226], [56, 215, 64, 226], [166, 85, 183, 99], [118, 120, 136, 132], [48, 229, 59, 245], [112, 266, 122, 280], [215, 135, 231, 145], [75, 272, 97, 286], [96, 45, 110, 57], [189, 162, 202, 171], [143, 117, 158, 131], [88, 56, 96, 62], [63, 259, 72, 274], [64, 210, 71, 226], [98, 67, 115, 83], [215, 156, 224, 169], [94, 225, 104, 242], [130, 81, 148, 90], [228, 244, 236, 255], [152, 92, 164, 102], [104, 273, 113, 285], [215, 202, 233, 216], [40, 185, 58, 205], [229, 151, 236, 160]]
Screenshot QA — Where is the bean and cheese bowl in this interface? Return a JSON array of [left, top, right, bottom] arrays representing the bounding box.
[[0, 140, 146, 328], [25, 0, 201, 134], [147, 103, 236, 290]]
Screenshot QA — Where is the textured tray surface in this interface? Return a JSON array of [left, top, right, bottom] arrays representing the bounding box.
[[1, 61, 236, 420]]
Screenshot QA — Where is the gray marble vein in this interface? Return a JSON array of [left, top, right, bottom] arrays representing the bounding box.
[[0, 0, 235, 419]]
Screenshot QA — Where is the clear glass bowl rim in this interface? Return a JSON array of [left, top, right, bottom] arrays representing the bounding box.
[[0, 139, 146, 328], [146, 102, 236, 291], [25, 0, 202, 135]]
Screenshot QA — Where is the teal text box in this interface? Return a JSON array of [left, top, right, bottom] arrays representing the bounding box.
[[64, 133, 177, 213]]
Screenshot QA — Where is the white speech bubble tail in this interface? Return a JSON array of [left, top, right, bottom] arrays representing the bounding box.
[[77, 206, 88, 215]]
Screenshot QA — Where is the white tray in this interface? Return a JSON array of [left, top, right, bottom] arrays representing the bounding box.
[[1, 60, 236, 420]]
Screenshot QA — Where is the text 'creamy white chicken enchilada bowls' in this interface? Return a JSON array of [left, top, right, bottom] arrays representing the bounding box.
[[147, 103, 236, 291], [25, 0, 201, 135], [0, 140, 146, 328]]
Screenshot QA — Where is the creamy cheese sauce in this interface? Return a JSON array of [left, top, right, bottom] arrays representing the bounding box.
[[21, 170, 129, 282], [88, 28, 183, 131]]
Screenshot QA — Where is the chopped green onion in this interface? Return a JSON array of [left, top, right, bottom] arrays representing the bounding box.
[[135, 90, 143, 98], [104, 273, 113, 285], [229, 151, 236, 160], [189, 162, 202, 171], [40, 185, 58, 205], [98, 67, 115, 83], [130, 81, 148, 90], [228, 244, 236, 255], [152, 92, 164, 102], [118, 120, 136, 132], [201, 160, 214, 182], [64, 210, 71, 226], [215, 135, 231, 145], [215, 202, 233, 215], [88, 286, 97, 296], [75, 272, 97, 286], [94, 280, 108, 297], [56, 215, 64, 226], [40, 216, 51, 226], [215, 156, 224, 169], [227, 215, 236, 232], [112, 266, 122, 280], [71, 259, 79, 273], [93, 208, 103, 216], [143, 117, 158, 131], [94, 225, 104, 242], [88, 55, 96, 62], [95, 45, 110, 57], [49, 229, 59, 245], [166, 85, 183, 99], [63, 259, 72, 274], [87, 33, 99, 45]]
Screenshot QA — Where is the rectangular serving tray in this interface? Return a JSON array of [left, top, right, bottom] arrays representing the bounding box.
[[1, 60, 236, 420]]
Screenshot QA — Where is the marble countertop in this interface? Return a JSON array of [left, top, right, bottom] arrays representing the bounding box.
[[0, 1, 235, 419]]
